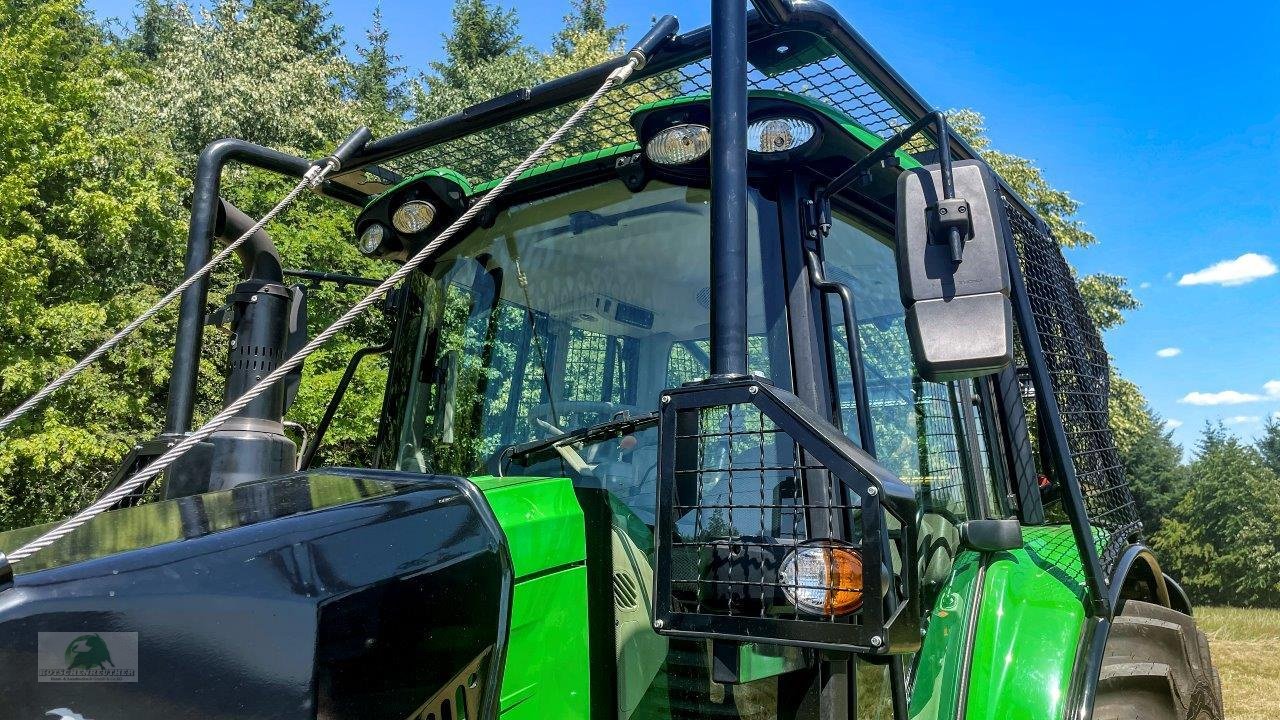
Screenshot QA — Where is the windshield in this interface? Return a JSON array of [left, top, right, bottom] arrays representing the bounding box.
[[377, 180, 784, 497]]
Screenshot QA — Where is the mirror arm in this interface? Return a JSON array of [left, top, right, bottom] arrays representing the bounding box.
[[819, 111, 967, 261]]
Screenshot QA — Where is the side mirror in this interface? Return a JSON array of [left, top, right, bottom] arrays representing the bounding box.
[[896, 159, 1014, 381]]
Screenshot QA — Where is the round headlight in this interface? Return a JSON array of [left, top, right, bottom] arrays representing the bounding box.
[[392, 200, 437, 234], [357, 223, 386, 255], [645, 123, 711, 166], [747, 117, 816, 154], [779, 541, 863, 616]]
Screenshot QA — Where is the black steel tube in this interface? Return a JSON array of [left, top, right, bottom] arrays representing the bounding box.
[[750, 0, 794, 25], [709, 0, 750, 378], [804, 248, 875, 452], [1002, 219, 1109, 613], [299, 340, 392, 469], [165, 139, 313, 434], [281, 269, 381, 287], [629, 14, 680, 65], [215, 199, 283, 281], [823, 111, 951, 199]]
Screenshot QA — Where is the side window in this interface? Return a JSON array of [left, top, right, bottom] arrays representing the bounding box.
[[821, 212, 981, 521]]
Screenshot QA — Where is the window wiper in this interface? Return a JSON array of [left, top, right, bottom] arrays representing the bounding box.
[[496, 411, 659, 474]]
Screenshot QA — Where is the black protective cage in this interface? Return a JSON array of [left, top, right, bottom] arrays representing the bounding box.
[[169, 0, 1139, 616]]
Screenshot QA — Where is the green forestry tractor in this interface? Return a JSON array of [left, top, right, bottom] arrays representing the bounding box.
[[0, 2, 1223, 719]]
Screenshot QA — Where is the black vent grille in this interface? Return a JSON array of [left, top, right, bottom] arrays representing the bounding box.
[[1003, 196, 1141, 575], [391, 50, 928, 186], [654, 379, 917, 653]]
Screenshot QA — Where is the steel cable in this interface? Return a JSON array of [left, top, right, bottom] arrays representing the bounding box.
[[6, 58, 639, 564]]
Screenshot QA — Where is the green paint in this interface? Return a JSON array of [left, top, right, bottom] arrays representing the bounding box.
[[909, 552, 982, 720], [910, 526, 1090, 720], [471, 474, 586, 578], [963, 525, 1087, 720], [471, 142, 640, 194], [470, 475, 591, 717], [364, 166, 474, 208]]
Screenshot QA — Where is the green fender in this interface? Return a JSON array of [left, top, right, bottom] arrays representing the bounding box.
[[910, 525, 1089, 720]]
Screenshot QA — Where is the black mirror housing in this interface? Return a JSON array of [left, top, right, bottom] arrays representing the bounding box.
[[895, 159, 1014, 381]]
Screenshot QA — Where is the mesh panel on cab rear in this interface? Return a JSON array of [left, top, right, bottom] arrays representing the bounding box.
[[1003, 195, 1142, 576]]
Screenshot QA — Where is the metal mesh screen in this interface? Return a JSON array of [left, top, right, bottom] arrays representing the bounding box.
[[391, 52, 927, 186], [1003, 195, 1141, 574], [655, 381, 908, 652], [669, 402, 863, 623]]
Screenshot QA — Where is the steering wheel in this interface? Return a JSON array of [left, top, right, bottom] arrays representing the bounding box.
[[527, 401, 645, 462]]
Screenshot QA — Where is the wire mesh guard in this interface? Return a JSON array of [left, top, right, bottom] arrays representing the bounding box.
[[1003, 196, 1142, 576], [389, 47, 928, 186], [654, 380, 915, 652]]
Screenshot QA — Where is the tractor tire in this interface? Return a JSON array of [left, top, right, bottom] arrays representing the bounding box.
[[1094, 600, 1223, 720]]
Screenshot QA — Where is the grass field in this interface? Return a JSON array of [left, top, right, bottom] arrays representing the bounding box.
[[1198, 606, 1280, 719]]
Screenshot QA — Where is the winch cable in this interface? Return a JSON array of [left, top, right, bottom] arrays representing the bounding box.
[[5, 57, 642, 564], [0, 162, 340, 436]]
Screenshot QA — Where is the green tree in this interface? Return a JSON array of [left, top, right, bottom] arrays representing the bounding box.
[[0, 0, 185, 530], [1109, 375, 1186, 538], [429, 0, 526, 89], [1154, 424, 1280, 606], [248, 0, 343, 55], [947, 109, 1138, 332], [351, 6, 409, 134], [1257, 417, 1280, 478]]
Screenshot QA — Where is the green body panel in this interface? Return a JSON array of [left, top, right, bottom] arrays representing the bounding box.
[[499, 566, 592, 718], [910, 526, 1089, 720], [908, 552, 982, 720], [472, 142, 640, 193], [964, 526, 1087, 720], [364, 166, 474, 208], [470, 475, 591, 717], [471, 474, 587, 577]]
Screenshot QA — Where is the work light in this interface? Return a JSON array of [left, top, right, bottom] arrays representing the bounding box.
[[392, 200, 437, 234], [645, 123, 711, 165], [358, 223, 387, 255], [747, 117, 816, 154], [779, 540, 864, 616]]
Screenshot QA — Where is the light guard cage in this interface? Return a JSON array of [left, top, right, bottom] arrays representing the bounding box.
[[653, 379, 919, 653], [171, 1, 1140, 621]]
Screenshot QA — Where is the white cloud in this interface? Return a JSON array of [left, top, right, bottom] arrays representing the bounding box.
[[1155, 347, 1181, 358], [1179, 390, 1263, 406], [1177, 253, 1277, 287], [1226, 415, 1261, 424], [1265, 380, 1280, 398], [1139, 281, 1152, 289], [1164, 418, 1184, 430]]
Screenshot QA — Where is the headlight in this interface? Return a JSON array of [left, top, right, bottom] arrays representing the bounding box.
[[747, 117, 816, 154], [392, 200, 437, 234], [358, 223, 386, 255], [779, 541, 863, 616], [645, 123, 711, 165]]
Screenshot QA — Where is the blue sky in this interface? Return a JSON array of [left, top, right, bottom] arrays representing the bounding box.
[[86, 0, 1280, 453]]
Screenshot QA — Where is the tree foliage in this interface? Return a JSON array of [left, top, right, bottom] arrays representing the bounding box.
[[1154, 425, 1280, 607], [947, 109, 1138, 332]]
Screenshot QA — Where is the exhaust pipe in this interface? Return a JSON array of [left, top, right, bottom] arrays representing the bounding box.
[[164, 199, 297, 498]]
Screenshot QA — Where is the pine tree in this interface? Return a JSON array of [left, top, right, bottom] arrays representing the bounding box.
[[247, 0, 343, 55], [1154, 424, 1280, 606], [352, 6, 409, 134], [552, 0, 625, 57], [429, 0, 526, 89], [128, 0, 185, 61], [1258, 417, 1280, 478]]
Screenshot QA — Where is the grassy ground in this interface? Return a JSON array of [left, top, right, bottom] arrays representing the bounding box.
[[1198, 606, 1280, 719]]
